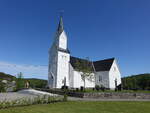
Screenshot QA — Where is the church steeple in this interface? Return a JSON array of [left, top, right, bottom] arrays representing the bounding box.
[[54, 15, 68, 51], [57, 16, 64, 35], [48, 15, 70, 88]]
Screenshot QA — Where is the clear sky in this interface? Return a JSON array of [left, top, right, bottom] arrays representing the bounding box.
[[0, 0, 150, 79]]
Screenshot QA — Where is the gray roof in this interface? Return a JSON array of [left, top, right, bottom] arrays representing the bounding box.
[[93, 58, 115, 71], [70, 56, 114, 72]]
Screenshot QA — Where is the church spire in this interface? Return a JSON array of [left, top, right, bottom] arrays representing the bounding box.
[[57, 16, 64, 35]]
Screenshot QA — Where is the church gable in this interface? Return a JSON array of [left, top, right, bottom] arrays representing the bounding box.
[[93, 58, 115, 72]]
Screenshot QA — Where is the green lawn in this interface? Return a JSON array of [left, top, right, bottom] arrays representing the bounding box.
[[0, 101, 150, 113]]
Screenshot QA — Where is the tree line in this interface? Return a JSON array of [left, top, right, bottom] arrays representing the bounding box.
[[122, 73, 150, 90]]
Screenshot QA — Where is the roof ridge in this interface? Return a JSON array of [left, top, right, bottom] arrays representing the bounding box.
[[94, 57, 115, 63]]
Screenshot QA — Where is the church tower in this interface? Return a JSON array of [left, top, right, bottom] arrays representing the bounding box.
[[48, 16, 70, 88]]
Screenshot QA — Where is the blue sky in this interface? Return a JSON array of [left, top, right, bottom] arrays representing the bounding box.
[[0, 0, 150, 79]]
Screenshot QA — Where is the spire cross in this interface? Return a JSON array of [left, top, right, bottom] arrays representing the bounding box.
[[58, 10, 64, 17], [57, 10, 64, 35]]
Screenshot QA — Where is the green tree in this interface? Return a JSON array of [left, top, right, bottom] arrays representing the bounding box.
[[75, 57, 94, 91], [26, 79, 47, 88], [16, 72, 24, 90]]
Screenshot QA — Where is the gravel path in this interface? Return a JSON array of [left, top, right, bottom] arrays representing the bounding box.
[[0, 89, 59, 102]]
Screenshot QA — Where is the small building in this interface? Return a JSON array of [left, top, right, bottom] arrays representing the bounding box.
[[48, 17, 121, 90]]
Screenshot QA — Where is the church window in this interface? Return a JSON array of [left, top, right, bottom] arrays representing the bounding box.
[[51, 76, 53, 80], [114, 67, 116, 71], [99, 76, 102, 82], [62, 55, 65, 59]]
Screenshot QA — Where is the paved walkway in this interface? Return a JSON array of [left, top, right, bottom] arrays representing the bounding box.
[[0, 92, 37, 102], [0, 89, 58, 102]]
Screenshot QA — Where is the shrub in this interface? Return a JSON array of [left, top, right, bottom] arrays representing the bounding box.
[[61, 85, 68, 102], [145, 87, 150, 90], [61, 85, 68, 90], [63, 93, 67, 102], [80, 86, 84, 92], [92, 88, 95, 91], [76, 88, 79, 92], [95, 85, 100, 91], [100, 85, 105, 92]]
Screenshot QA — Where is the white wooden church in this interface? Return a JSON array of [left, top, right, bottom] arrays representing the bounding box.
[[48, 17, 121, 90]]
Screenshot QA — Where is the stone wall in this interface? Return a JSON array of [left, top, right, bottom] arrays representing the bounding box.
[[83, 92, 150, 99], [37, 89, 150, 99]]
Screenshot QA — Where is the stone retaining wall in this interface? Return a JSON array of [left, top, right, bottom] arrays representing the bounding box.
[[36, 89, 150, 99], [83, 92, 150, 99]]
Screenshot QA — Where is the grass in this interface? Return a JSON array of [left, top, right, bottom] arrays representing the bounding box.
[[0, 101, 150, 113]]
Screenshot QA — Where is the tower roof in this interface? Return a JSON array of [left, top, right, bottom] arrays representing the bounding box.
[[57, 16, 64, 35]]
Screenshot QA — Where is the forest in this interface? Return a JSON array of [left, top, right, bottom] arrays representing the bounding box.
[[122, 73, 150, 90]]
